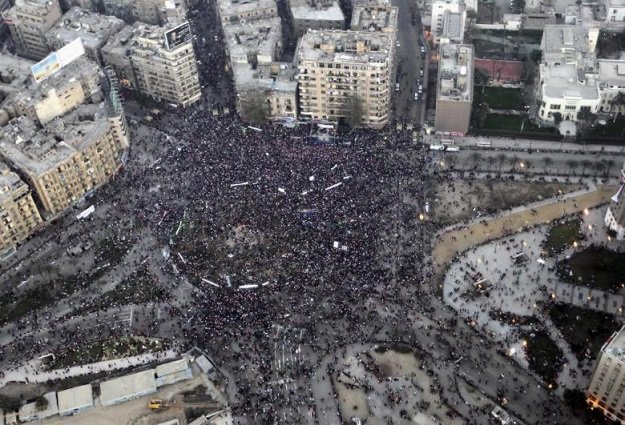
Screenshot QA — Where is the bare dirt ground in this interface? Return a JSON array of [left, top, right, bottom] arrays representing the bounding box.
[[430, 180, 585, 226]]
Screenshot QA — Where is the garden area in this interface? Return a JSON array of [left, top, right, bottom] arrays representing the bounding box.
[[522, 329, 564, 386], [543, 220, 582, 256], [557, 245, 625, 292], [476, 87, 524, 111], [547, 303, 622, 361], [482, 114, 558, 133]]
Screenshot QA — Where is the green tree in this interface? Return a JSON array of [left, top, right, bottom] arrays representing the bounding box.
[[566, 159, 579, 174], [470, 151, 482, 169], [497, 153, 507, 172], [474, 68, 490, 87], [343, 95, 364, 128], [529, 49, 543, 64], [240, 90, 269, 124], [477, 102, 491, 128], [543, 156, 554, 172], [610, 92, 625, 118], [553, 112, 563, 126], [577, 109, 597, 124], [36, 396, 49, 411], [580, 159, 592, 175]]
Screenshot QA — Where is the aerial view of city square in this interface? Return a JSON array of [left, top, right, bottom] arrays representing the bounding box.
[[0, 0, 624, 421]]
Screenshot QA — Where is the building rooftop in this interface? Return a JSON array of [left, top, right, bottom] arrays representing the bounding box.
[[217, 0, 277, 19], [290, 0, 344, 22], [437, 43, 473, 102], [100, 369, 157, 406], [441, 10, 464, 39], [0, 162, 29, 205], [56, 385, 93, 415], [541, 25, 590, 55], [224, 18, 281, 65], [608, 0, 625, 7], [540, 63, 599, 100], [100, 24, 135, 58], [603, 325, 625, 361], [18, 392, 58, 422], [0, 54, 35, 99], [0, 102, 112, 176], [598, 59, 625, 87], [297, 29, 393, 63], [350, 4, 398, 32], [46, 7, 125, 52]]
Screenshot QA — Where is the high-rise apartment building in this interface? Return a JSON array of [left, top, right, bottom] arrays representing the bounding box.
[[587, 325, 625, 424], [350, 4, 398, 33], [45, 7, 126, 65], [434, 43, 473, 134], [0, 103, 128, 216], [0, 163, 43, 259], [2, 0, 62, 60], [296, 29, 394, 127], [102, 22, 201, 107]]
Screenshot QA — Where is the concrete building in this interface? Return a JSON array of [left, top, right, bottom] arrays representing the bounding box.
[[0, 102, 128, 216], [2, 0, 62, 60], [97, 0, 186, 25], [0, 163, 43, 259], [57, 385, 93, 416], [289, 0, 345, 37], [100, 369, 157, 406], [439, 10, 465, 43], [597, 59, 625, 115], [0, 0, 11, 40], [434, 43, 473, 134], [296, 29, 394, 127], [18, 392, 58, 422], [224, 18, 282, 67], [0, 54, 35, 114], [430, 0, 464, 44], [102, 22, 201, 107], [4, 56, 103, 126], [45, 8, 126, 65], [216, 0, 278, 26], [587, 325, 625, 422], [350, 4, 398, 33], [605, 0, 625, 24], [536, 63, 600, 123], [540, 25, 592, 67]]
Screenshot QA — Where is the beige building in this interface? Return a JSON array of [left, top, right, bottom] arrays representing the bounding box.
[[0, 54, 35, 117], [0, 103, 128, 216], [3, 57, 103, 126], [98, 0, 186, 25], [102, 22, 201, 107], [0, 162, 43, 258], [45, 7, 126, 65], [434, 43, 473, 134], [296, 29, 394, 127], [587, 325, 625, 423], [289, 0, 345, 37], [350, 4, 398, 33], [216, 0, 278, 25], [2, 0, 62, 60]]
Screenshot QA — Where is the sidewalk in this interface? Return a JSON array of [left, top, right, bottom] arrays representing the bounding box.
[[0, 350, 178, 387]]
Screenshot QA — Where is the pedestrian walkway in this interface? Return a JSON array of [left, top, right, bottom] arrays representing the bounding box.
[[432, 184, 616, 275], [0, 350, 178, 387]]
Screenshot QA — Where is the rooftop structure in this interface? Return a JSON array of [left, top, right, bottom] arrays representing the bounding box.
[[296, 29, 393, 63], [540, 25, 591, 66], [57, 385, 94, 416], [45, 7, 126, 65], [18, 392, 58, 422], [440, 10, 465, 43], [289, 0, 345, 37], [100, 369, 157, 406], [216, 0, 278, 25], [431, 0, 464, 44], [0, 54, 35, 106], [350, 4, 398, 33], [435, 43, 473, 133], [597, 59, 625, 115], [97, 0, 186, 25], [225, 18, 282, 67]]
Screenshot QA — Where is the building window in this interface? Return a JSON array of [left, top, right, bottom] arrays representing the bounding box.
[[550, 104, 561, 110]]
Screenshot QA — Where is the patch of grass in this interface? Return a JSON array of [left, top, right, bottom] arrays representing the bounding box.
[[557, 246, 625, 293], [483, 114, 558, 133], [522, 330, 564, 386], [52, 337, 166, 368], [544, 220, 582, 256], [548, 303, 622, 362], [478, 87, 524, 110]]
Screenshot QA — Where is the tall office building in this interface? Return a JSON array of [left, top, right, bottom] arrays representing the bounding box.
[[434, 43, 473, 134], [587, 326, 625, 424], [2, 0, 62, 60], [296, 29, 394, 127], [102, 22, 201, 107], [0, 163, 43, 259]]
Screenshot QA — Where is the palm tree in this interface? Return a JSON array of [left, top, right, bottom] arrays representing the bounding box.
[[470, 151, 482, 169], [611, 92, 625, 119], [580, 159, 592, 176], [543, 157, 554, 173], [508, 155, 519, 171], [497, 153, 507, 172], [606, 159, 616, 176], [594, 160, 606, 177], [566, 159, 579, 175]]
